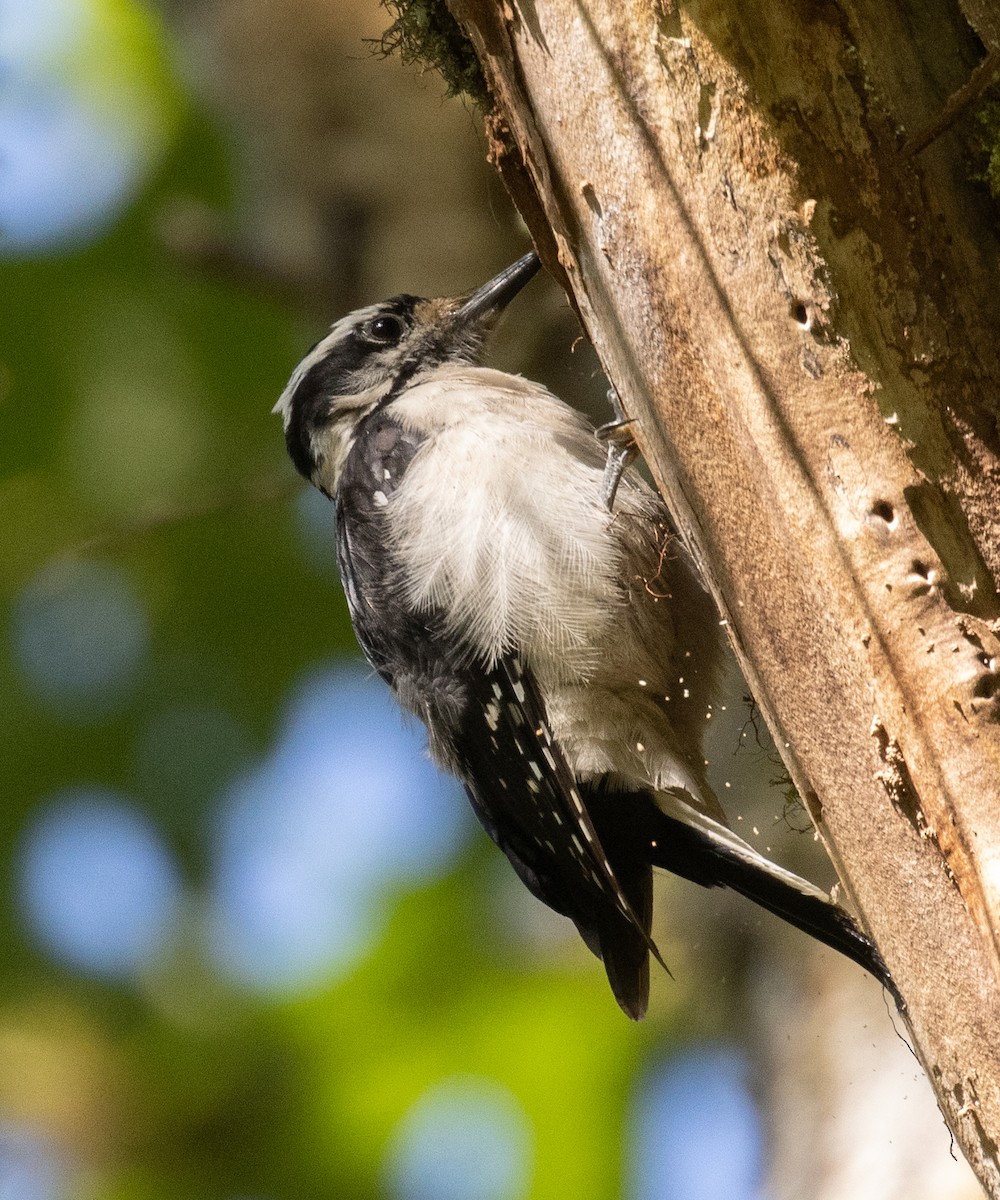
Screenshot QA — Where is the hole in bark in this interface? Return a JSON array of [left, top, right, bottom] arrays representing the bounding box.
[[697, 82, 717, 145], [580, 182, 602, 217], [791, 301, 809, 327], [911, 559, 930, 579], [871, 500, 895, 523]]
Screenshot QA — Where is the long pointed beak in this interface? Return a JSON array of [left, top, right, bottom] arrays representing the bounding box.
[[454, 251, 541, 325]]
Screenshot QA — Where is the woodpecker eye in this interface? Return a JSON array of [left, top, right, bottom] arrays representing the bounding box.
[[363, 314, 405, 344]]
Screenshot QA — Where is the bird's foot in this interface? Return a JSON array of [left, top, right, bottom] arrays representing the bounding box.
[[596, 387, 638, 512]]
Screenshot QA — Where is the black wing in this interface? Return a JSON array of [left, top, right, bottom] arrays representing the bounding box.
[[452, 656, 665, 1019], [333, 411, 432, 683]]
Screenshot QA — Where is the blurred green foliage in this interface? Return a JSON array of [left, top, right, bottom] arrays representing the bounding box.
[[0, 5, 705, 1198]]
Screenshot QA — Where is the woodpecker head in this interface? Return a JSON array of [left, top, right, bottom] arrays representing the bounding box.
[[274, 251, 541, 494]]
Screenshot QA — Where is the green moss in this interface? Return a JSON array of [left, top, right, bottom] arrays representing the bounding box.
[[974, 101, 1000, 198], [376, 0, 491, 108]]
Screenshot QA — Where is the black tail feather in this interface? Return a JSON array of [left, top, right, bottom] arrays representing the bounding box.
[[585, 786, 903, 1009], [569, 794, 659, 1019], [652, 807, 902, 1006], [596, 858, 655, 1021]]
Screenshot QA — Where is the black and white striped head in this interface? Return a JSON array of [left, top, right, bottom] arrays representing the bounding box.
[[274, 251, 541, 494]]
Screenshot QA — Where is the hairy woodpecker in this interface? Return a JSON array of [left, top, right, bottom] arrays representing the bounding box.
[[274, 250, 897, 1018]]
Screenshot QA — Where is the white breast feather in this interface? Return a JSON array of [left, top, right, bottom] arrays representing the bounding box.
[[386, 365, 722, 813], [388, 368, 622, 678]]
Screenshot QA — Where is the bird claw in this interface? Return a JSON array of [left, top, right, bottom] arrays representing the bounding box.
[[596, 388, 638, 511]]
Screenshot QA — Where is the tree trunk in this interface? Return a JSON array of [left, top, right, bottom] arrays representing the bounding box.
[[447, 0, 1000, 1190]]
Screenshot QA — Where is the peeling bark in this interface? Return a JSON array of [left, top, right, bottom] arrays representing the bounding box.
[[448, 0, 1000, 1190]]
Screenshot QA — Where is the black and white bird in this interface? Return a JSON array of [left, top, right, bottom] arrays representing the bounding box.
[[274, 250, 896, 1018]]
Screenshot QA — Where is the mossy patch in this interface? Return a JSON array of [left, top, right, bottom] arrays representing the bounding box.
[[974, 100, 1000, 198], [376, 0, 491, 108]]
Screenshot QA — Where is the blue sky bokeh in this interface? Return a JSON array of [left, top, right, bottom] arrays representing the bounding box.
[[0, 0, 780, 1196], [207, 662, 471, 992], [0, 0, 179, 255]]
